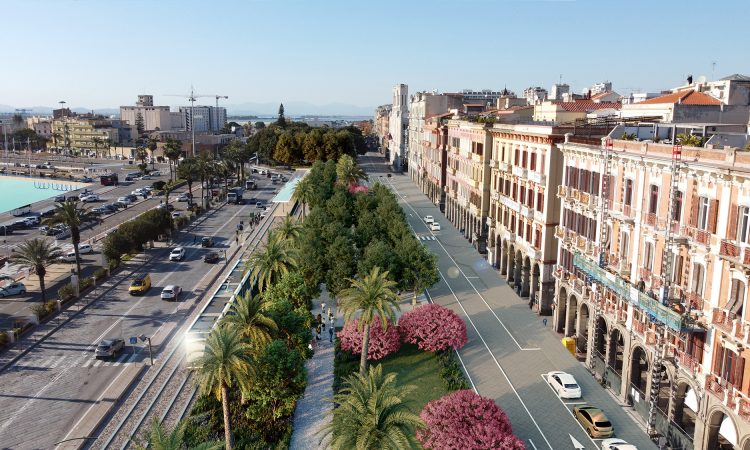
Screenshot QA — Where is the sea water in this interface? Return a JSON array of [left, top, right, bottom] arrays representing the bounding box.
[[0, 176, 87, 214]]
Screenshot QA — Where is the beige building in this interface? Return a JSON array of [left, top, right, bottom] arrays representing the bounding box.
[[120, 94, 176, 132], [533, 99, 621, 123], [51, 116, 119, 155], [444, 120, 492, 251], [554, 133, 750, 450]]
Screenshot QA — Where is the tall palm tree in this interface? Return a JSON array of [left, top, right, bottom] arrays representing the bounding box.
[[221, 292, 277, 353], [177, 157, 199, 206], [103, 138, 113, 158], [43, 200, 96, 276], [292, 177, 314, 220], [164, 138, 183, 181], [91, 137, 102, 158], [245, 231, 298, 292], [51, 132, 62, 150], [148, 137, 159, 168], [196, 153, 215, 209], [136, 146, 148, 169], [9, 238, 64, 303], [336, 154, 368, 187], [275, 216, 302, 246], [194, 326, 253, 450], [339, 267, 400, 375], [132, 418, 222, 450], [320, 365, 423, 450]]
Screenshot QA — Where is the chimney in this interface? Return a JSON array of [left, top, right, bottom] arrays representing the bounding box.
[[687, 75, 693, 85]]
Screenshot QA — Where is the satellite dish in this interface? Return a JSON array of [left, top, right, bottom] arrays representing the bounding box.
[[697, 75, 707, 84]]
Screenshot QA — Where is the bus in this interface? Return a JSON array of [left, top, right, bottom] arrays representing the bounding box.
[[245, 180, 256, 190], [100, 173, 119, 186], [227, 187, 245, 204]]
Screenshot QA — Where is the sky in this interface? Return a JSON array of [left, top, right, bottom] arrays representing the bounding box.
[[2, 0, 749, 114]]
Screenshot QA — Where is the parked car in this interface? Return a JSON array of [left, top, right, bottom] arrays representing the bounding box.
[[0, 282, 26, 297], [91, 206, 108, 215], [203, 251, 220, 263], [81, 176, 94, 183], [574, 405, 614, 438], [128, 273, 152, 295], [423, 215, 434, 224], [176, 193, 189, 202], [95, 338, 125, 359], [429, 222, 441, 231], [117, 196, 133, 205], [171, 211, 181, 218], [256, 201, 263, 208], [78, 243, 93, 254], [54, 194, 66, 202], [201, 236, 214, 247], [601, 438, 638, 450], [81, 194, 99, 203], [160, 285, 182, 301], [158, 203, 175, 211], [150, 170, 161, 176], [140, 174, 151, 180], [169, 247, 185, 261], [39, 225, 50, 234], [104, 203, 121, 212], [23, 216, 40, 226], [132, 189, 146, 196], [545, 371, 582, 399], [125, 194, 138, 202]]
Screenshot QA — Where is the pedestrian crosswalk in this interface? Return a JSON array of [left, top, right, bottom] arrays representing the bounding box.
[[12, 351, 142, 370], [416, 235, 437, 241]]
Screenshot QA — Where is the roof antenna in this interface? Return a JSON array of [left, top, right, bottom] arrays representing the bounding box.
[[711, 61, 716, 80]]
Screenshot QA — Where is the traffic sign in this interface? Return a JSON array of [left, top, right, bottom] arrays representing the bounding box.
[[129, 336, 137, 345]]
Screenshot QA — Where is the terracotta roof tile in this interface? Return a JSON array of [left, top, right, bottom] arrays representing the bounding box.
[[638, 90, 720, 105], [552, 100, 621, 112]]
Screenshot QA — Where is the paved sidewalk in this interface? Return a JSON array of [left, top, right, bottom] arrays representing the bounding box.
[[290, 286, 335, 450]]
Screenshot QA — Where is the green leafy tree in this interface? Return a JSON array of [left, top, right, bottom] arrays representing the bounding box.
[[262, 271, 315, 310], [132, 418, 222, 450], [677, 132, 703, 147], [102, 231, 134, 264], [325, 235, 356, 297], [339, 267, 400, 375], [357, 239, 398, 279], [221, 292, 278, 353], [136, 146, 148, 170], [396, 236, 440, 304], [244, 340, 306, 441], [148, 138, 159, 169], [43, 200, 97, 276], [302, 128, 325, 162], [91, 136, 102, 158], [254, 121, 266, 130], [194, 326, 253, 450], [320, 365, 423, 449], [9, 238, 64, 303], [135, 112, 145, 137], [276, 103, 286, 128], [263, 298, 313, 355], [273, 131, 299, 165], [336, 154, 367, 187], [177, 157, 199, 205], [245, 231, 299, 292]]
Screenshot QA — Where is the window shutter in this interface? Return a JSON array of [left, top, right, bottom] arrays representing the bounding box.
[[728, 204, 739, 240], [689, 195, 700, 227], [733, 356, 745, 389], [708, 199, 719, 234]]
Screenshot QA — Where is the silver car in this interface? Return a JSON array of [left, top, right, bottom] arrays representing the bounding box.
[[160, 285, 182, 301], [95, 338, 125, 359], [0, 282, 26, 297]]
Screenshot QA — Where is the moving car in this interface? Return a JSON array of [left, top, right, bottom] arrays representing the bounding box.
[[546, 371, 582, 399], [574, 405, 614, 438], [0, 282, 26, 297], [203, 251, 220, 263], [429, 222, 441, 231], [95, 338, 125, 359], [81, 194, 99, 203], [117, 196, 133, 205], [256, 201, 263, 208], [78, 243, 93, 254], [39, 225, 50, 234], [158, 203, 175, 211], [176, 193, 189, 202], [601, 438, 638, 450], [169, 247, 185, 261], [160, 285, 182, 301], [140, 174, 151, 180], [128, 273, 152, 295], [201, 236, 214, 247], [423, 215, 434, 224], [150, 170, 161, 176]]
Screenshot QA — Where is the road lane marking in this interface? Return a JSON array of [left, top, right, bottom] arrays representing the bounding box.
[[538, 375, 599, 447], [384, 177, 540, 351]]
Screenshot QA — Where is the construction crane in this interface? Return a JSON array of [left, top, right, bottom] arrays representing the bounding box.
[[165, 87, 215, 157], [215, 95, 228, 108], [15, 108, 31, 116]]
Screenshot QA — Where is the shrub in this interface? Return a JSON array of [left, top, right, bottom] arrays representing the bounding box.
[[0, 332, 8, 347], [103, 231, 134, 263], [152, 180, 166, 191], [337, 316, 401, 361], [436, 350, 470, 390], [58, 283, 75, 302], [399, 303, 468, 353], [93, 267, 107, 281], [79, 277, 94, 291], [417, 390, 524, 450], [31, 300, 57, 319]]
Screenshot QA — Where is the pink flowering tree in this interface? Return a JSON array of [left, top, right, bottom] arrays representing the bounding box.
[[417, 389, 525, 450], [338, 316, 401, 361], [398, 303, 468, 352]]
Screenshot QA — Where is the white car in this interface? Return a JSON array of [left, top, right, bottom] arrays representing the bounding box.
[[131, 189, 146, 196], [601, 438, 638, 450], [150, 170, 161, 176], [78, 243, 93, 254], [80, 194, 98, 203], [546, 371, 582, 399], [160, 285, 182, 301], [169, 247, 185, 261], [117, 196, 133, 205], [23, 216, 40, 226], [423, 215, 434, 224], [176, 193, 189, 202], [140, 175, 151, 180], [429, 222, 441, 231], [171, 211, 181, 218]]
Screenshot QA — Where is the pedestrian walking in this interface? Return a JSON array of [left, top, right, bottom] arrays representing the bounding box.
[[328, 326, 334, 343], [542, 318, 548, 326], [315, 324, 322, 341], [329, 315, 334, 331], [318, 313, 325, 330], [321, 301, 326, 314]]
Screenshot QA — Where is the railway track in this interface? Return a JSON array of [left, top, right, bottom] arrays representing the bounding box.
[[87, 201, 287, 449]]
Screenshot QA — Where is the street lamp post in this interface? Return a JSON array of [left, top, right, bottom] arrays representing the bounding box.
[[139, 334, 153, 365]]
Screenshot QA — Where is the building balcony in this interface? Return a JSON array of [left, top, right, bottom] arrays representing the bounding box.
[[557, 185, 568, 199], [639, 267, 652, 283], [684, 290, 706, 311], [447, 167, 456, 176], [633, 319, 647, 336], [491, 192, 500, 201], [499, 161, 510, 172], [643, 212, 658, 228], [706, 373, 730, 403], [471, 153, 483, 163], [553, 264, 570, 283], [528, 170, 546, 185], [719, 240, 750, 266], [578, 191, 597, 210], [511, 165, 528, 179], [676, 351, 702, 376], [572, 278, 590, 299], [712, 308, 737, 334], [569, 188, 581, 203], [681, 225, 711, 246], [499, 195, 519, 210]]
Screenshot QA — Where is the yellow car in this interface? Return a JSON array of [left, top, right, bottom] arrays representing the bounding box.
[[129, 273, 152, 295]]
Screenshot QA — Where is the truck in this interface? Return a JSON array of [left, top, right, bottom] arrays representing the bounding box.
[[227, 187, 245, 205], [245, 180, 256, 190]]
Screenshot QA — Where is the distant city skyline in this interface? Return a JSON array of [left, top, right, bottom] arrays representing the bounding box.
[[2, 0, 748, 113]]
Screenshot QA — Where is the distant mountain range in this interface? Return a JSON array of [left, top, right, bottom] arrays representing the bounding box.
[[0, 101, 375, 117]]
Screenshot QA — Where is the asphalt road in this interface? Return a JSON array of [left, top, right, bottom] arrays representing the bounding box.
[[0, 173, 281, 449], [359, 153, 657, 450]]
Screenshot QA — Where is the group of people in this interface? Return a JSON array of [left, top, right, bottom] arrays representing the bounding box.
[[313, 301, 335, 343]]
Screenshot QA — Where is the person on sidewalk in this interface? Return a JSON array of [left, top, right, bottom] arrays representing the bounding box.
[[317, 313, 323, 330], [315, 324, 322, 341], [321, 301, 326, 315], [328, 326, 334, 343]]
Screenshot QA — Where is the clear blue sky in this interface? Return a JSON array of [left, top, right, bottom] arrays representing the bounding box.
[[3, 0, 748, 113]]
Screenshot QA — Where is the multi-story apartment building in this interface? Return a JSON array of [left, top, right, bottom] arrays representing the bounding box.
[[120, 95, 175, 132], [420, 113, 452, 210], [180, 105, 227, 133], [374, 104, 392, 153], [408, 91, 463, 188], [553, 133, 750, 450], [51, 116, 120, 154], [388, 84, 409, 170], [487, 124, 569, 313], [444, 119, 492, 251], [26, 117, 52, 138]]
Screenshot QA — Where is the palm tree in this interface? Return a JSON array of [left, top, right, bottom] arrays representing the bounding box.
[[132, 418, 222, 450], [194, 326, 253, 450], [103, 138, 113, 158], [339, 267, 400, 375], [221, 292, 277, 353], [677, 132, 703, 147], [164, 138, 183, 181], [196, 153, 215, 209], [275, 216, 302, 246], [51, 132, 62, 150], [292, 177, 314, 220], [91, 137, 102, 158], [320, 365, 423, 450], [177, 157, 199, 206], [336, 154, 368, 187], [245, 231, 298, 292], [148, 138, 159, 170], [9, 238, 64, 303], [43, 200, 96, 276], [136, 146, 149, 170]]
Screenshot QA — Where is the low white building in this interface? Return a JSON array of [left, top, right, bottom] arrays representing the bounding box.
[[388, 83, 409, 170]]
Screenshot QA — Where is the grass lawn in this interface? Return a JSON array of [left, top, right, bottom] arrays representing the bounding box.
[[335, 343, 449, 414]]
